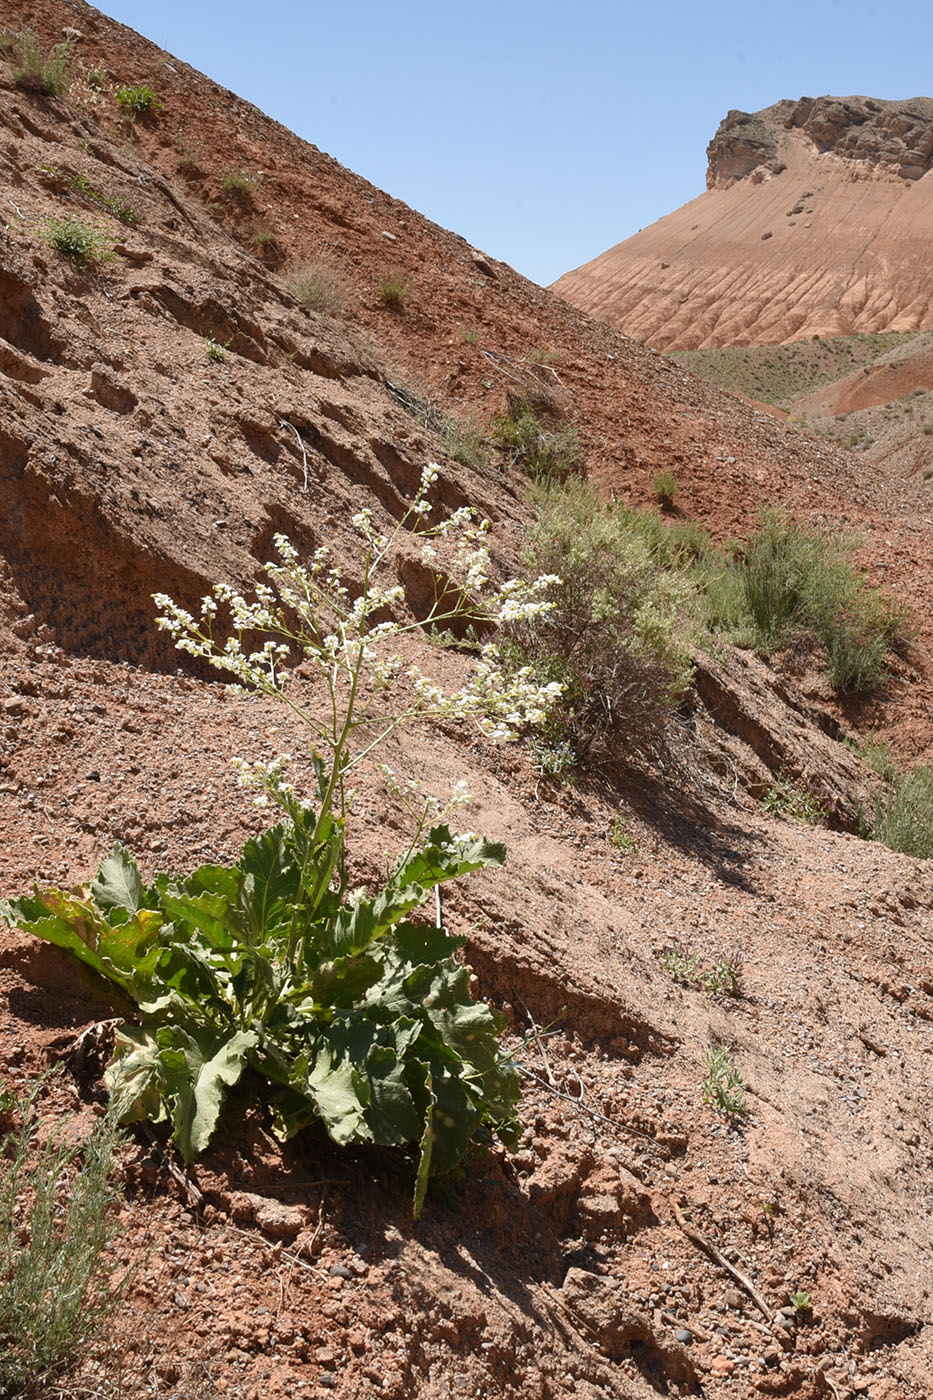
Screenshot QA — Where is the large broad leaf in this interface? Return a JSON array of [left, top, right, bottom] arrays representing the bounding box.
[[90, 842, 145, 921], [150, 1024, 258, 1162], [0, 890, 162, 1000], [238, 824, 302, 940]]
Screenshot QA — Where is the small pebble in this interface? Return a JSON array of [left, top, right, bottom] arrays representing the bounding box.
[[674, 1328, 693, 1345]]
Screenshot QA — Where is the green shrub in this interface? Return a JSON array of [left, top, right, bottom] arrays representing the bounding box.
[[0, 1073, 124, 1396], [114, 83, 160, 115], [506, 479, 694, 766], [286, 260, 346, 314], [440, 414, 490, 469], [378, 272, 410, 309], [68, 170, 140, 225], [8, 29, 73, 97], [734, 513, 903, 692], [871, 763, 933, 859], [42, 214, 112, 266], [493, 402, 581, 481], [220, 169, 256, 196]]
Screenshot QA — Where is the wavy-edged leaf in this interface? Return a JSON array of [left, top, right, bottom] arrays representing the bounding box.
[[412, 1071, 435, 1221], [90, 842, 145, 920], [0, 889, 162, 1000], [155, 1024, 258, 1162]]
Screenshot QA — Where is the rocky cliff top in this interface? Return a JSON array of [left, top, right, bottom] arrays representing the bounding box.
[[707, 94, 933, 188]]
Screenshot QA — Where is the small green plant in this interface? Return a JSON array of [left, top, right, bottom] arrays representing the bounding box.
[[83, 65, 108, 90], [1, 466, 562, 1216], [762, 771, 825, 825], [68, 170, 140, 225], [702, 1044, 748, 1116], [220, 169, 257, 196], [204, 335, 229, 362], [459, 325, 479, 346], [42, 214, 112, 267], [286, 260, 346, 314], [660, 948, 742, 996], [378, 272, 410, 309], [530, 737, 576, 784], [661, 947, 700, 985], [607, 814, 636, 853], [114, 83, 160, 116], [8, 29, 74, 97], [702, 956, 742, 997], [441, 414, 490, 469], [0, 1072, 125, 1395], [789, 1291, 812, 1312], [652, 469, 679, 511], [493, 402, 581, 481]]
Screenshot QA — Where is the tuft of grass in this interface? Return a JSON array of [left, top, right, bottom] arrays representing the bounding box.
[[871, 763, 933, 859], [0, 1072, 125, 1396], [42, 214, 113, 266], [652, 468, 679, 510], [286, 260, 346, 315], [733, 512, 904, 692], [220, 169, 257, 197], [114, 83, 160, 116], [493, 401, 581, 481], [8, 29, 74, 97], [378, 272, 410, 310]]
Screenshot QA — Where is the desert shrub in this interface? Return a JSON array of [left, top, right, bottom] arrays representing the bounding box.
[[114, 83, 159, 115], [42, 214, 112, 266], [220, 169, 256, 197], [871, 763, 933, 859], [286, 260, 346, 314], [378, 272, 410, 309], [0, 1073, 124, 1396], [506, 479, 694, 766], [1, 467, 562, 1215], [733, 513, 903, 692], [440, 413, 490, 469], [8, 29, 73, 97], [68, 170, 140, 225], [493, 401, 581, 480]]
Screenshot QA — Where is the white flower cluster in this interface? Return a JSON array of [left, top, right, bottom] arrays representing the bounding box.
[[153, 463, 563, 818]]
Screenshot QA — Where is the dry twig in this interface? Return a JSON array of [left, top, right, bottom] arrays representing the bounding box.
[[672, 1201, 773, 1321]]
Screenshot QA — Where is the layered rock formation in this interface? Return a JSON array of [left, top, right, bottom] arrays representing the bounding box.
[[555, 96, 933, 349]]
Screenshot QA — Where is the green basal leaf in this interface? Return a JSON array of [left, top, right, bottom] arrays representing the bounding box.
[[0, 889, 162, 1000], [307, 953, 383, 1010], [90, 842, 145, 920]]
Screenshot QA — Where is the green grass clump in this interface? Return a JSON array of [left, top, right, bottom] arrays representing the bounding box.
[[286, 260, 346, 314], [114, 83, 160, 115], [42, 214, 113, 266], [68, 170, 140, 225], [652, 468, 678, 510], [493, 402, 581, 481], [734, 513, 903, 692], [7, 29, 74, 97], [870, 763, 933, 859], [0, 1073, 125, 1396], [505, 479, 695, 766], [220, 169, 257, 197], [378, 272, 410, 309]]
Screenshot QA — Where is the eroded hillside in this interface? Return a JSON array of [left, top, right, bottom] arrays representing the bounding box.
[[554, 97, 933, 351], [0, 8, 932, 1400]]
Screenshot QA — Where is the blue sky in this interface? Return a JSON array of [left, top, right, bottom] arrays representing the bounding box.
[[97, 0, 933, 286]]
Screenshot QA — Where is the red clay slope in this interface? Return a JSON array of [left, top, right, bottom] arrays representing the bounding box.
[[554, 97, 933, 350]]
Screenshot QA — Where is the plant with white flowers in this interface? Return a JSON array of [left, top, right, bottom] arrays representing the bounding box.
[[2, 466, 562, 1215]]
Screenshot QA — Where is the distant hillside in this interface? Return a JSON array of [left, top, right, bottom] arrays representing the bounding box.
[[554, 96, 933, 350]]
